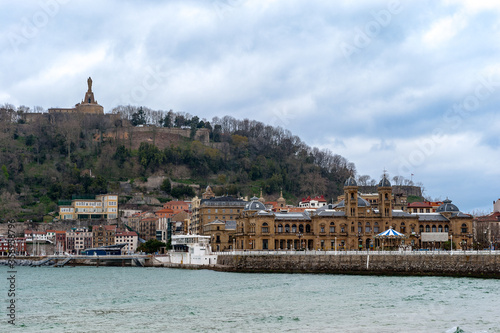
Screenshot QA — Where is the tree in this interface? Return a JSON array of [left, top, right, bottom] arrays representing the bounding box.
[[161, 178, 171, 194], [131, 107, 146, 126], [136, 239, 167, 253], [113, 145, 131, 166], [171, 185, 195, 199]]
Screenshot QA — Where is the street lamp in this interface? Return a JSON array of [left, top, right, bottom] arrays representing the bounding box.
[[296, 233, 303, 250]]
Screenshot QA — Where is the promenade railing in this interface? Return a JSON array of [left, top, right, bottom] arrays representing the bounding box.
[[213, 250, 500, 256]]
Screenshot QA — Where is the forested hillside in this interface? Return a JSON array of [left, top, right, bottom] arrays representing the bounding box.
[[0, 104, 356, 221]]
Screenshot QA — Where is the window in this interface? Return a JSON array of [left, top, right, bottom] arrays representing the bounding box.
[[358, 222, 362, 233], [306, 225, 311, 233], [278, 224, 283, 233], [262, 223, 269, 233], [432, 225, 436, 232], [365, 222, 371, 233], [285, 224, 290, 233], [420, 209, 424, 213], [445, 225, 449, 232], [461, 224, 468, 233], [292, 224, 297, 233], [299, 224, 304, 233], [341, 226, 345, 233], [262, 239, 269, 250], [320, 225, 325, 233], [425, 225, 430, 232], [438, 225, 443, 232], [330, 222, 335, 233]]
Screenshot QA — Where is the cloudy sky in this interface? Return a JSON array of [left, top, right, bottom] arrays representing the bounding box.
[[1, 0, 499, 213]]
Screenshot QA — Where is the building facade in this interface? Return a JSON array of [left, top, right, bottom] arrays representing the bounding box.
[[235, 176, 474, 251], [92, 225, 117, 248], [66, 228, 93, 254], [197, 196, 247, 236], [0, 237, 27, 256], [58, 194, 118, 220], [163, 200, 190, 214], [115, 231, 138, 254]]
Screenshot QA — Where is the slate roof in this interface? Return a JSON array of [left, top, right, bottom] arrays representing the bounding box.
[[416, 213, 449, 222]]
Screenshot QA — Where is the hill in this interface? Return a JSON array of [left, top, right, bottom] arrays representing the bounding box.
[[0, 104, 356, 221]]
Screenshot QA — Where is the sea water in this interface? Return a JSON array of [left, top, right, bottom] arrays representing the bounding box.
[[1, 266, 499, 332]]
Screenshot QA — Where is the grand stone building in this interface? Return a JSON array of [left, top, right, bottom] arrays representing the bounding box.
[[235, 176, 473, 251]]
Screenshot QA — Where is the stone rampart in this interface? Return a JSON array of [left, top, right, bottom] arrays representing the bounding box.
[[216, 254, 500, 278]]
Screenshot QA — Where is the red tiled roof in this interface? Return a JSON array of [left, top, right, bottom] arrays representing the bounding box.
[[300, 195, 326, 203], [116, 231, 138, 237], [476, 212, 500, 222]]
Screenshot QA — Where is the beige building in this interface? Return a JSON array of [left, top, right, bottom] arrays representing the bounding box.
[[58, 194, 118, 220], [236, 176, 473, 251], [335, 191, 408, 212], [203, 219, 237, 252], [66, 228, 93, 254], [92, 225, 117, 248], [197, 196, 247, 236]]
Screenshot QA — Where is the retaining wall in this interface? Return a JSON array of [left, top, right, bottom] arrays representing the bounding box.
[[216, 254, 500, 278]]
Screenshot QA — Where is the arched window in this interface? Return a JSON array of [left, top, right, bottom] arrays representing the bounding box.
[[461, 224, 468, 233], [432, 225, 436, 232], [438, 225, 443, 232], [299, 224, 304, 233], [420, 225, 424, 233], [278, 224, 283, 233], [340, 224, 345, 233], [285, 224, 290, 233], [445, 225, 449, 232], [358, 222, 362, 233], [320, 224, 325, 233], [365, 222, 371, 233], [292, 224, 297, 233], [425, 225, 430, 232], [330, 222, 335, 233], [262, 222, 269, 233], [374, 222, 379, 233], [306, 224, 311, 233]]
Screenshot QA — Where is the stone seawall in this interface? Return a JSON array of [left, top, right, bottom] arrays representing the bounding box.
[[216, 254, 500, 278]]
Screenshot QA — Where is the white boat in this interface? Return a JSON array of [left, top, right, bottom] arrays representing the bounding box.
[[169, 235, 217, 266]]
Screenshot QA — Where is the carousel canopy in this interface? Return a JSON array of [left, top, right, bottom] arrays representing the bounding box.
[[375, 227, 406, 238]]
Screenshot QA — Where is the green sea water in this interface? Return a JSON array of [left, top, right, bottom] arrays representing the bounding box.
[[1, 266, 499, 332]]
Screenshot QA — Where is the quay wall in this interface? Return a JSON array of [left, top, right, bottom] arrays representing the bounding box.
[[216, 254, 500, 278]]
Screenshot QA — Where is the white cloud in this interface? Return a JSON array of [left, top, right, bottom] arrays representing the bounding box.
[[1, 0, 499, 212], [422, 12, 468, 47]]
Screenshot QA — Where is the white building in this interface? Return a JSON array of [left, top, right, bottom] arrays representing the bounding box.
[[24, 230, 48, 242], [115, 231, 138, 254], [298, 195, 328, 209]]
